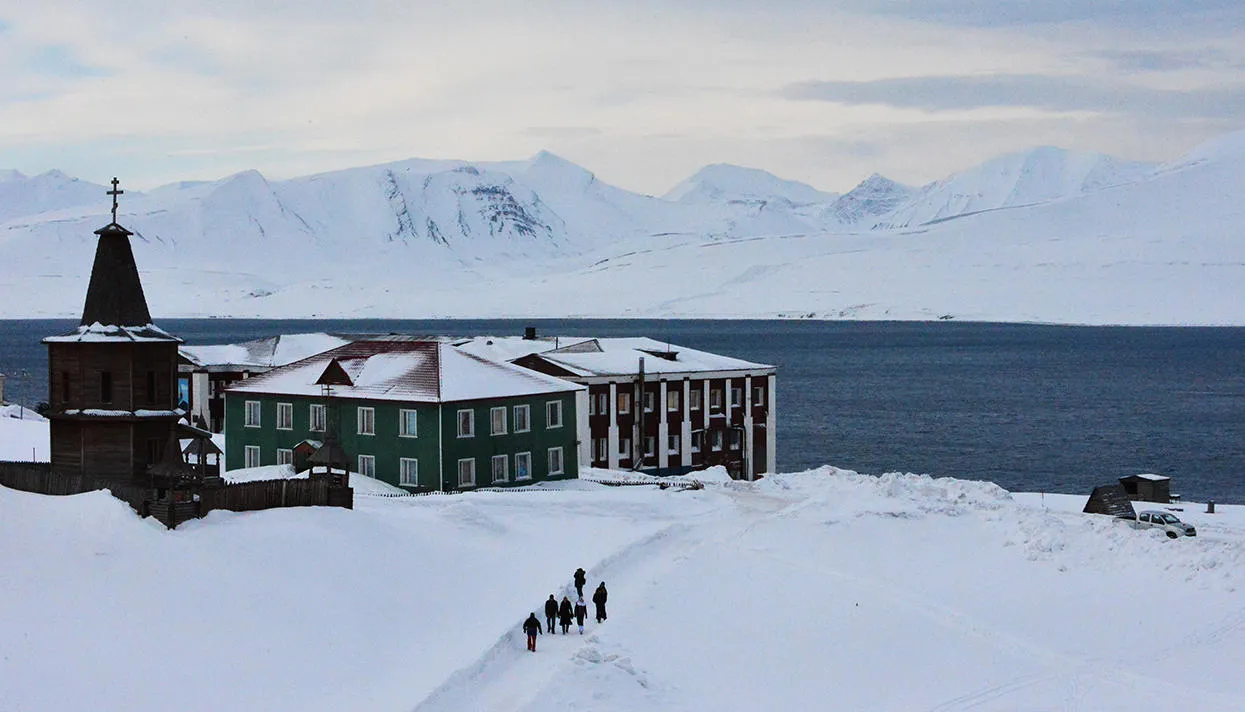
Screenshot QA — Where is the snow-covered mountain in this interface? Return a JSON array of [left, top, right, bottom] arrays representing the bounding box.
[[1, 130, 1243, 323]]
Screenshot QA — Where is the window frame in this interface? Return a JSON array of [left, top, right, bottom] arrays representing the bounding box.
[[457, 409, 475, 438], [358, 454, 376, 478], [618, 437, 631, 458], [643, 391, 656, 413], [691, 431, 702, 454], [617, 391, 631, 415], [357, 406, 375, 436], [731, 386, 743, 408], [399, 409, 418, 438], [309, 403, 326, 433], [276, 402, 293, 430], [457, 458, 476, 487], [729, 429, 742, 450], [712, 429, 724, 451], [399, 457, 419, 486], [644, 435, 656, 457], [548, 447, 564, 476], [690, 388, 702, 411], [515, 451, 532, 481], [595, 437, 609, 461], [513, 404, 531, 433], [668, 433, 680, 454], [710, 389, 723, 411], [546, 400, 563, 429], [490, 406, 508, 436], [277, 448, 293, 466], [596, 393, 608, 415], [244, 400, 261, 428], [491, 454, 509, 484], [667, 390, 680, 412], [753, 386, 764, 406], [244, 445, 261, 468]]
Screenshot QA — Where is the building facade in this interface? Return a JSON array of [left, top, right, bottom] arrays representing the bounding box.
[[225, 337, 582, 490]]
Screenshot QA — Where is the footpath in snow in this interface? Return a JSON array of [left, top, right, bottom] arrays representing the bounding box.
[[2, 465, 1244, 711]]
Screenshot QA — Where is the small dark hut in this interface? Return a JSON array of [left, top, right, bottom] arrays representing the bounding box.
[[1119, 473, 1172, 504], [1083, 484, 1137, 518]]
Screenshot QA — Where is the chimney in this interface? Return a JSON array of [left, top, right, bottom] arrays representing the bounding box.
[[524, 326, 537, 340]]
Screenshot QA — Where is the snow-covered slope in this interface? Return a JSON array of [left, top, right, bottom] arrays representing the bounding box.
[[1, 131, 1242, 323], [0, 170, 107, 223]]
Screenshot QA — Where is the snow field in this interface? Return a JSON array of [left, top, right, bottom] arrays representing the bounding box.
[[2, 466, 1243, 711]]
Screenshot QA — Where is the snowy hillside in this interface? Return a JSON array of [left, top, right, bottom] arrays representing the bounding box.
[[1, 130, 1243, 323], [2, 464, 1243, 712], [0, 170, 106, 223]]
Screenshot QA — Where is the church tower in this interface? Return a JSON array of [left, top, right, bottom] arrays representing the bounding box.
[[42, 179, 183, 483]]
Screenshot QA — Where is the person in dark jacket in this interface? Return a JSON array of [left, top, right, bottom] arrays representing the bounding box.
[[544, 594, 558, 634], [558, 596, 574, 634], [523, 613, 541, 652], [592, 581, 608, 623], [574, 595, 588, 634], [573, 568, 587, 597]]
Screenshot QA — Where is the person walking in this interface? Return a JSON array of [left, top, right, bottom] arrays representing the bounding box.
[[523, 612, 541, 652], [592, 581, 608, 623], [574, 595, 588, 634], [544, 594, 558, 634], [558, 596, 574, 634], [573, 568, 587, 598]]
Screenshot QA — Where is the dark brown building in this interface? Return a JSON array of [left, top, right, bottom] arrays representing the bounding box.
[[43, 215, 183, 483]]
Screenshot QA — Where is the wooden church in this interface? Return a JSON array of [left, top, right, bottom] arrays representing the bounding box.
[[42, 180, 185, 484]]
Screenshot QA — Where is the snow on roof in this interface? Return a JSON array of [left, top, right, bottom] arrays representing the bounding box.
[[457, 336, 772, 377], [1123, 473, 1171, 481], [227, 338, 581, 403], [43, 322, 181, 344], [181, 332, 351, 369]]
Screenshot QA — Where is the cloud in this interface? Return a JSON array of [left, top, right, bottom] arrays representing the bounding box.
[[783, 74, 1245, 120], [836, 0, 1245, 30], [1088, 49, 1243, 73], [522, 126, 603, 139]]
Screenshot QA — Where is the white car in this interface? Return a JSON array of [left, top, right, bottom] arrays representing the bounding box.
[[1133, 510, 1197, 538]]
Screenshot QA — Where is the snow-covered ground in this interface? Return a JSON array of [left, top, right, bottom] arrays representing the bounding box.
[[2, 461, 1242, 711]]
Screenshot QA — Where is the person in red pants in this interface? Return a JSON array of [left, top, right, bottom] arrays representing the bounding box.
[[523, 613, 542, 652]]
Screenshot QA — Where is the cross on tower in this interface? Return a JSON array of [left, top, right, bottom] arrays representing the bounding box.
[[107, 177, 124, 224]]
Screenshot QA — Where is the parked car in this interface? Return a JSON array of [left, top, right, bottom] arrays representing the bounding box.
[[1129, 510, 1197, 538]]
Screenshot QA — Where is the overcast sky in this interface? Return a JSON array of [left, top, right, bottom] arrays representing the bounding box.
[[2, 0, 1243, 194]]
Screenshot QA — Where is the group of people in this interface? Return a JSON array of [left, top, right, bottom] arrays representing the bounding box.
[[523, 568, 610, 652]]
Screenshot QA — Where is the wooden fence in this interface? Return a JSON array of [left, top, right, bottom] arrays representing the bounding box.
[[199, 478, 352, 514]]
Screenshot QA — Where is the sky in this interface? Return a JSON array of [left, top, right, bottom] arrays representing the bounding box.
[[1, 0, 1243, 194]]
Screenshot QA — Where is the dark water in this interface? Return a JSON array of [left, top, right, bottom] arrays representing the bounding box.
[[3, 319, 1243, 502]]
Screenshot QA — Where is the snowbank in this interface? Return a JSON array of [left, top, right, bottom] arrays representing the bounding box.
[[0, 415, 49, 461], [223, 464, 408, 495]]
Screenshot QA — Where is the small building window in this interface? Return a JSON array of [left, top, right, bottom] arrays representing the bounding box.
[[244, 400, 261, 427], [400, 458, 419, 486], [618, 438, 631, 458], [457, 409, 474, 438], [399, 409, 418, 438], [689, 389, 702, 411], [358, 454, 375, 478], [753, 386, 764, 406], [643, 391, 655, 413], [729, 429, 742, 450], [644, 435, 656, 457], [588, 395, 596, 416], [514, 404, 530, 432], [309, 404, 326, 432], [100, 372, 113, 404], [691, 431, 702, 453], [596, 393, 608, 415], [146, 438, 161, 465], [491, 406, 507, 436], [146, 370, 158, 405], [730, 386, 743, 408], [668, 433, 680, 454], [515, 452, 532, 480], [244, 445, 261, 468], [711, 430, 724, 451], [358, 407, 375, 435], [667, 390, 680, 411], [277, 448, 293, 466], [548, 447, 564, 476], [458, 458, 476, 487], [710, 389, 723, 412], [276, 402, 293, 430], [61, 371, 70, 403], [594, 438, 609, 461], [546, 400, 563, 429], [491, 454, 509, 483], [617, 391, 631, 415]]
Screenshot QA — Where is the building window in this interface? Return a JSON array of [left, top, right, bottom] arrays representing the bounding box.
[[690, 389, 702, 411], [513, 404, 530, 432], [691, 431, 702, 453], [712, 430, 724, 451], [546, 400, 563, 429], [61, 371, 70, 403], [358, 407, 375, 435], [358, 454, 375, 478], [458, 458, 476, 487], [491, 406, 507, 435], [457, 409, 474, 438], [710, 389, 723, 411], [277, 448, 293, 466], [668, 433, 680, 454], [753, 386, 764, 406], [491, 454, 509, 483], [588, 395, 596, 416], [617, 391, 631, 415], [276, 402, 293, 430], [146, 370, 158, 404], [100, 372, 113, 404], [146, 438, 161, 465], [729, 429, 742, 450], [400, 458, 419, 486], [667, 390, 680, 411], [515, 452, 532, 480], [548, 447, 564, 476], [399, 409, 418, 438], [244, 445, 261, 468], [618, 438, 631, 458], [594, 438, 609, 461], [309, 404, 326, 432], [643, 391, 655, 413], [244, 400, 261, 427], [644, 435, 656, 457], [731, 387, 743, 408], [595, 393, 608, 415]]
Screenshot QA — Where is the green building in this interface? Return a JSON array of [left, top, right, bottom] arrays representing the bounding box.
[[224, 336, 582, 490]]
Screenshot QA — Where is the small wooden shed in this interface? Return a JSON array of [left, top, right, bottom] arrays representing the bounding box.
[[1084, 484, 1137, 518], [1119, 473, 1171, 503]]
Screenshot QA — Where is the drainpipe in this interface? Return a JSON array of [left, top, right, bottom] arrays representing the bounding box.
[[633, 357, 645, 471]]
